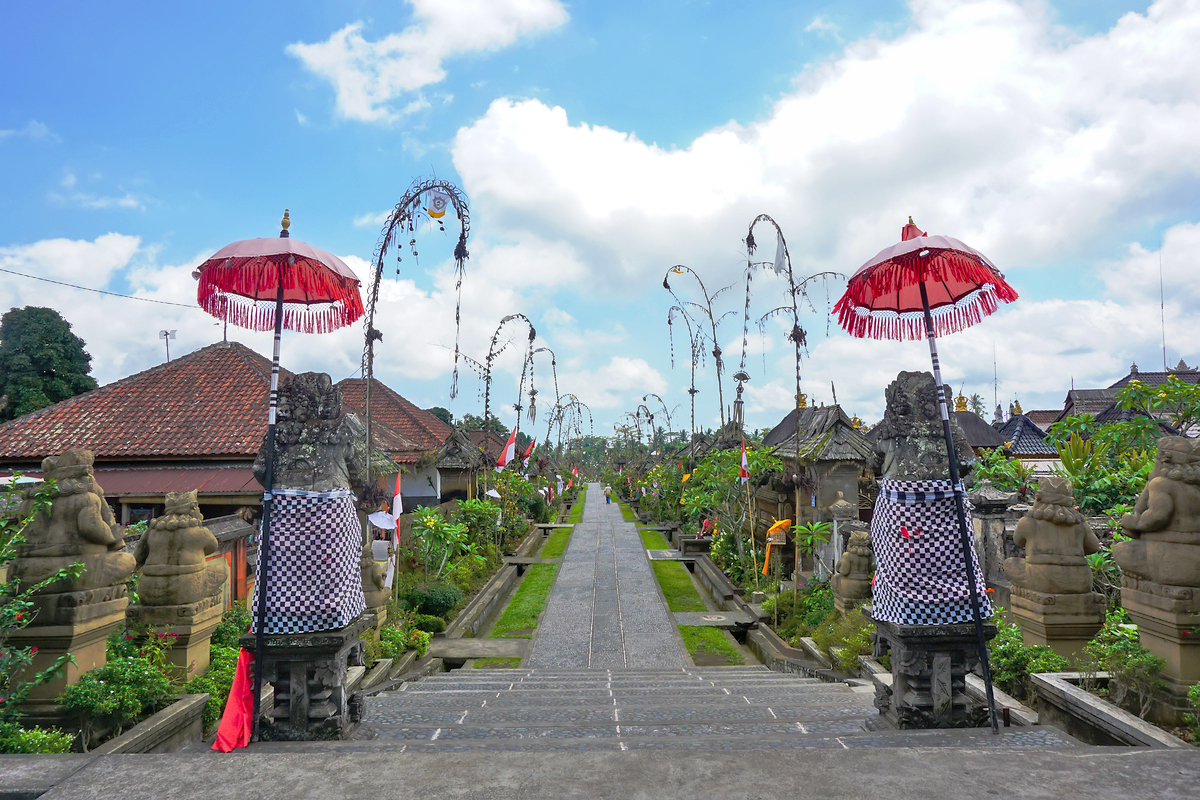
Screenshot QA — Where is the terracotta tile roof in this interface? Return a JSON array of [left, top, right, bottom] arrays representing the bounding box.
[[0, 341, 284, 463], [467, 430, 508, 461], [1024, 410, 1059, 430], [337, 378, 453, 454]]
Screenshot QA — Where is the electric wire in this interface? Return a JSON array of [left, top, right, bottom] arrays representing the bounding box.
[[0, 267, 197, 309]]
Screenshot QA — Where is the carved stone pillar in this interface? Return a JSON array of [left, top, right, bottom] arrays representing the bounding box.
[[867, 607, 997, 729], [240, 613, 371, 740]]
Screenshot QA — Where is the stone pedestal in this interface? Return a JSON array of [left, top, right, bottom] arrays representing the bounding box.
[[126, 598, 224, 679], [1119, 575, 1200, 724], [239, 613, 372, 741], [11, 598, 128, 726], [866, 606, 997, 729], [1010, 586, 1105, 659]]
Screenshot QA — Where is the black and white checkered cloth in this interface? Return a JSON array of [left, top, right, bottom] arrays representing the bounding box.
[[871, 479, 993, 625], [251, 488, 366, 634]]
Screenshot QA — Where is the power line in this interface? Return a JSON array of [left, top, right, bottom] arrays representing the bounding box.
[[0, 267, 197, 309]]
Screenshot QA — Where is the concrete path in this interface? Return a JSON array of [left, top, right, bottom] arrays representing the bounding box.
[[526, 483, 687, 669]]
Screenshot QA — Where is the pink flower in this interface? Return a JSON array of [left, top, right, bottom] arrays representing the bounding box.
[[30, 647, 37, 655]]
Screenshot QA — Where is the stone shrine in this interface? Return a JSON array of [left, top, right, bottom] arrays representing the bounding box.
[[1114, 436, 1200, 723], [1004, 477, 1105, 658], [248, 372, 369, 740], [9, 449, 136, 721], [867, 371, 996, 729], [126, 490, 229, 676]]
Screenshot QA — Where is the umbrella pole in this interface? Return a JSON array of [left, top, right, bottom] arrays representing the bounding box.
[[251, 283, 286, 742], [918, 283, 1000, 735]]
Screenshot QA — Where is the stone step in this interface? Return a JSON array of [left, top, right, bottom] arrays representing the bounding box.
[[371, 690, 862, 709], [363, 700, 876, 727], [408, 678, 828, 691], [317, 727, 1076, 753]]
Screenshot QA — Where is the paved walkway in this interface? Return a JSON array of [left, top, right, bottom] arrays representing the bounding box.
[[526, 483, 687, 669]]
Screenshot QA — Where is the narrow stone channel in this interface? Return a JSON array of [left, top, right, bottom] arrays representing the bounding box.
[[526, 482, 687, 668]]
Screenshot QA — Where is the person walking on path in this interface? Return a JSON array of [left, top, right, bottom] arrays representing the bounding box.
[[604, 485, 612, 504]]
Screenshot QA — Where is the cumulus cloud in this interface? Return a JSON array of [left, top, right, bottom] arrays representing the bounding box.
[[287, 0, 569, 122], [556, 356, 667, 411], [449, 0, 1200, 429]]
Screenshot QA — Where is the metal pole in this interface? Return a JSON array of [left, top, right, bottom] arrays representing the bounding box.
[[251, 280, 286, 742], [918, 282, 1000, 734]]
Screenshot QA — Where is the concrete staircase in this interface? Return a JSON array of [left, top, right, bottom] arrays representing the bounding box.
[[339, 666, 1077, 752]]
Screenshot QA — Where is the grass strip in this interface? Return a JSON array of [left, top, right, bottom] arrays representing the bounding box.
[[640, 529, 670, 550], [679, 626, 744, 666], [619, 504, 636, 522], [474, 658, 522, 669], [489, 563, 559, 638], [650, 561, 706, 612], [567, 500, 585, 523], [540, 528, 572, 558]]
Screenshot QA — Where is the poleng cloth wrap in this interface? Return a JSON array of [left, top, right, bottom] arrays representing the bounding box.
[[251, 488, 366, 634], [870, 479, 992, 625]]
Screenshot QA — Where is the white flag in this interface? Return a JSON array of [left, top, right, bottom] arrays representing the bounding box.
[[773, 230, 787, 276]]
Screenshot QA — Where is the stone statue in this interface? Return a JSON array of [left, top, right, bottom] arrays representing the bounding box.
[[253, 372, 365, 493], [133, 490, 228, 608], [360, 542, 389, 611], [832, 526, 873, 604], [13, 448, 136, 597], [1003, 477, 1104, 657], [1116, 436, 1200, 587], [870, 371, 973, 482], [1005, 477, 1099, 594]]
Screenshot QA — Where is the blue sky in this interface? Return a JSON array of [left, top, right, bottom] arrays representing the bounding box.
[[3, 0, 1197, 440]]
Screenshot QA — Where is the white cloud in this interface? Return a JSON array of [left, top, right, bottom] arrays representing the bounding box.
[[51, 171, 146, 211], [353, 210, 392, 228], [287, 0, 569, 122], [556, 356, 667, 411], [0, 232, 142, 285], [805, 16, 842, 40], [0, 120, 57, 143], [449, 0, 1200, 429]]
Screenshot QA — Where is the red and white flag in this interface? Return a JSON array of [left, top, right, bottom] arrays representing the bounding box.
[[739, 440, 750, 484], [572, 465, 579, 479], [495, 428, 518, 472], [523, 438, 537, 462]]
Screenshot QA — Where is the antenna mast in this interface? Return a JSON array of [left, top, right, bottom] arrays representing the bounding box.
[[1160, 251, 1168, 370]]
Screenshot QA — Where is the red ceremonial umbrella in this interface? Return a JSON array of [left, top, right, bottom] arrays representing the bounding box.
[[832, 218, 1018, 734], [194, 210, 363, 743]]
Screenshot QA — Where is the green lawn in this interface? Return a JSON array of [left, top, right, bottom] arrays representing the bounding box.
[[489, 563, 559, 638], [619, 504, 636, 522], [650, 561, 706, 612], [640, 529, 670, 550], [679, 626, 744, 666], [540, 527, 572, 558], [567, 500, 585, 523]]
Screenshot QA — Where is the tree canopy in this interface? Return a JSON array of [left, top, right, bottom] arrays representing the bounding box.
[[0, 307, 98, 422]]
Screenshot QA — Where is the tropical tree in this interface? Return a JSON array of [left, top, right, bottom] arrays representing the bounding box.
[[0, 307, 98, 421]]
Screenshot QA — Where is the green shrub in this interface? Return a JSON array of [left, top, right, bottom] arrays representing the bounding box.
[[1182, 683, 1200, 743], [413, 614, 445, 634], [406, 629, 431, 657], [765, 580, 835, 640], [210, 604, 252, 649], [399, 583, 463, 619], [0, 723, 74, 753], [378, 625, 408, 660], [986, 612, 1069, 702], [810, 609, 874, 675], [1079, 615, 1166, 719], [59, 656, 175, 751], [184, 645, 239, 733]]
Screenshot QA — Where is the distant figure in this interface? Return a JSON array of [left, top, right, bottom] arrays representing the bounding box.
[[604, 485, 612, 504]]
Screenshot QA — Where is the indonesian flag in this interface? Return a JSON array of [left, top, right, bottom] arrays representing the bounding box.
[[523, 438, 537, 462], [495, 428, 518, 472], [572, 465, 578, 478], [393, 469, 403, 517], [566, 477, 573, 490], [739, 440, 750, 484]]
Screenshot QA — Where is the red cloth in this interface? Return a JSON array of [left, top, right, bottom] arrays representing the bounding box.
[[211, 649, 254, 752]]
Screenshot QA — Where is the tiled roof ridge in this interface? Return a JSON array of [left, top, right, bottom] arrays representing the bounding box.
[[338, 377, 453, 446], [0, 340, 262, 435]]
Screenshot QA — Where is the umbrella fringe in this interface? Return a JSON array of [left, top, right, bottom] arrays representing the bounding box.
[[197, 256, 364, 334], [835, 252, 1018, 310], [834, 283, 1007, 341]]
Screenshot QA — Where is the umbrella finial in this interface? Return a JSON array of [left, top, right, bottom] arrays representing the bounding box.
[[908, 215, 914, 225], [280, 209, 291, 238]]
